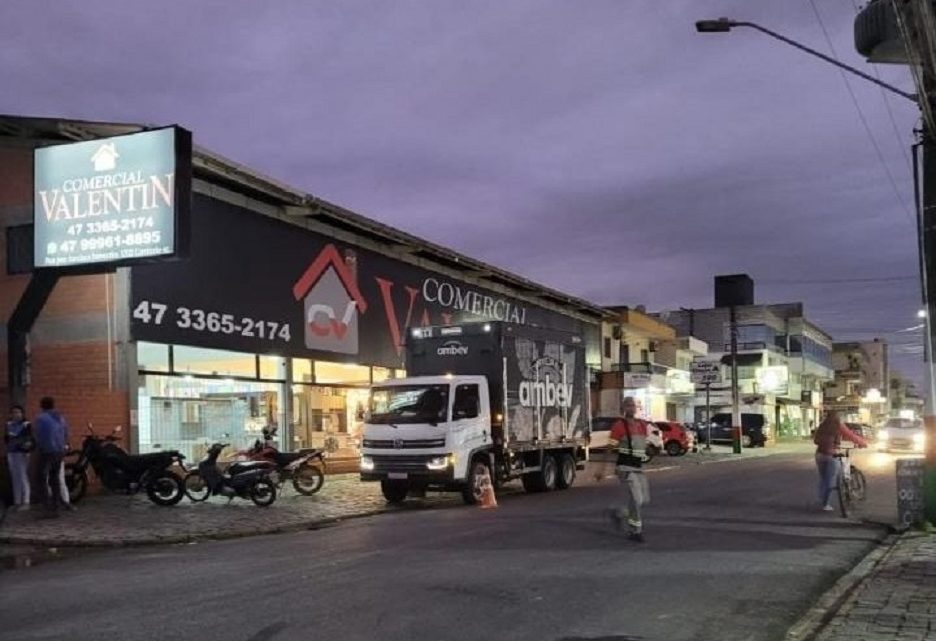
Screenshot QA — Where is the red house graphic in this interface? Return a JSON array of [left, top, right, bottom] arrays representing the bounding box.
[[292, 244, 368, 355]]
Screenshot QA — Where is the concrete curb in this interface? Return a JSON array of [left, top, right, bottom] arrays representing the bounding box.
[[0, 506, 392, 548], [784, 530, 901, 641]]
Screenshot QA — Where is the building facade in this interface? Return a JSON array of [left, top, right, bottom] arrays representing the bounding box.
[[596, 307, 706, 422], [0, 116, 605, 472], [655, 277, 834, 438]]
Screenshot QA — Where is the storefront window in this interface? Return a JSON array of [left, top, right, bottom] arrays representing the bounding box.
[[372, 367, 394, 382], [137, 374, 283, 461], [292, 358, 314, 383], [291, 384, 370, 455], [314, 361, 371, 385], [137, 342, 170, 372], [259, 355, 287, 380], [173, 345, 257, 378]]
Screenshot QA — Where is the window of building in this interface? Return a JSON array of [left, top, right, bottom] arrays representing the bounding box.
[[137, 342, 170, 372], [172, 345, 257, 378], [620, 344, 630, 364], [372, 367, 394, 383], [603, 337, 612, 359], [292, 359, 314, 383], [641, 349, 649, 363], [259, 355, 287, 380], [313, 361, 371, 385]]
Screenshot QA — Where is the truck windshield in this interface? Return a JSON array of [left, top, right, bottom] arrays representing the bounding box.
[[369, 385, 450, 425]]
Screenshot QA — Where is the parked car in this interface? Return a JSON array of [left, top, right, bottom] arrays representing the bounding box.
[[699, 413, 771, 447], [654, 421, 694, 456], [589, 417, 664, 459], [877, 417, 924, 454]]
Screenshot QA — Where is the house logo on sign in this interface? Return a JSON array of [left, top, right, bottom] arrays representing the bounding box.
[[90, 142, 119, 172], [292, 244, 368, 355]]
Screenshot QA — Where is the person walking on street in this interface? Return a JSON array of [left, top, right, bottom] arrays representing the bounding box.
[[813, 410, 867, 511], [34, 397, 69, 517], [598, 396, 651, 542], [5, 404, 34, 511]]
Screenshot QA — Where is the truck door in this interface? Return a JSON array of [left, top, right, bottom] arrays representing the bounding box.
[[452, 383, 488, 449]]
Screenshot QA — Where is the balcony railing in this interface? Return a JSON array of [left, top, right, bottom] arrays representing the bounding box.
[[611, 362, 670, 375]]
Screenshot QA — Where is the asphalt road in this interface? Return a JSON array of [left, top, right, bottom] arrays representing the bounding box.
[[0, 449, 899, 641]]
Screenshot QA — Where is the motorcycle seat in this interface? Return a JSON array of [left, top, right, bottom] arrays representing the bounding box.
[[275, 452, 304, 467], [228, 461, 275, 476]]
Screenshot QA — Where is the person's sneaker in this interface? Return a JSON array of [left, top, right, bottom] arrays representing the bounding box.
[[16, 504, 30, 512], [823, 504, 835, 512], [62, 503, 77, 512], [628, 531, 645, 543]]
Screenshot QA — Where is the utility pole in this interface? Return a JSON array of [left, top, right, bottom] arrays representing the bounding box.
[[730, 304, 742, 453]]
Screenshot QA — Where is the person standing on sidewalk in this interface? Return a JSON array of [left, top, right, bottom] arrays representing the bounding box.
[[813, 410, 867, 511], [600, 396, 651, 542], [5, 404, 34, 511], [33, 397, 69, 517]]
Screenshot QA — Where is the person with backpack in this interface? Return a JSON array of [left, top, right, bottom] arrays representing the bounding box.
[[598, 396, 651, 542], [5, 404, 34, 511]]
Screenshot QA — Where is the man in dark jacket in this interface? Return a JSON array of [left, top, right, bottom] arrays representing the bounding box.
[[34, 396, 69, 515]]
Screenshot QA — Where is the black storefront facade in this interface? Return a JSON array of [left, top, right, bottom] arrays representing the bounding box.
[[126, 168, 603, 463]]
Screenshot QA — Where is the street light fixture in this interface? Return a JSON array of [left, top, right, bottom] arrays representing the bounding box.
[[694, 17, 916, 102]]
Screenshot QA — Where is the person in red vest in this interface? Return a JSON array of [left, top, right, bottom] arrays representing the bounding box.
[[604, 396, 651, 542]]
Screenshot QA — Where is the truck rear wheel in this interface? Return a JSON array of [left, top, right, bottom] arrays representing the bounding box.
[[555, 453, 576, 490], [461, 458, 490, 505], [380, 480, 409, 504], [522, 454, 558, 493]]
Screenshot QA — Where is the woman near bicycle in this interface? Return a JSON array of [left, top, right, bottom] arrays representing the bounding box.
[[813, 411, 867, 511]]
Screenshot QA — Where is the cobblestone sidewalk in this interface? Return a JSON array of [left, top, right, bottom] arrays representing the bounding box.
[[815, 533, 936, 641], [0, 475, 458, 546]]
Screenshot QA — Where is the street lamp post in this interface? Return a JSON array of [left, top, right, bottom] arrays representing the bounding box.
[[696, 15, 936, 523]]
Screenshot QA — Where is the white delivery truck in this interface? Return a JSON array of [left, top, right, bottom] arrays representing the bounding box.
[[360, 321, 590, 504]]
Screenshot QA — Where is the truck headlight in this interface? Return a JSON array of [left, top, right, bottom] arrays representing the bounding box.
[[426, 455, 453, 471], [914, 433, 925, 451], [360, 456, 375, 472]]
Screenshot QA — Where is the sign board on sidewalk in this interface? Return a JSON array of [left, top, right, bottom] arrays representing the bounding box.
[[896, 458, 925, 527], [691, 360, 722, 385]]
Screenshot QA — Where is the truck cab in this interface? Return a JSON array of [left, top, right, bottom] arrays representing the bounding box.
[[360, 375, 493, 504]]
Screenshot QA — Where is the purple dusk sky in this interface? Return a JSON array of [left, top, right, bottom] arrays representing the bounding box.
[[1, 1, 923, 382]]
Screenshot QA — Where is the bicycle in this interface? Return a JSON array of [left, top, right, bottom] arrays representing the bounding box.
[[833, 443, 867, 518]]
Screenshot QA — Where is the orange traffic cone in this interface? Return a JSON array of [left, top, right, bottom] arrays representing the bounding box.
[[479, 468, 498, 509]]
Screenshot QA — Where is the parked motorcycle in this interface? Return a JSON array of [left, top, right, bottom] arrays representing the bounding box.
[[183, 443, 278, 507], [238, 427, 326, 496], [64, 424, 186, 506]]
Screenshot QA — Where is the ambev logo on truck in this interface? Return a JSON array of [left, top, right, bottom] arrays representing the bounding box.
[[436, 341, 469, 356]]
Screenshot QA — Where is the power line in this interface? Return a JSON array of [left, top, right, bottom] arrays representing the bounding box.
[[807, 0, 916, 225]]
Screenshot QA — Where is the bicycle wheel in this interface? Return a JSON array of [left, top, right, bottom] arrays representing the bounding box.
[[849, 467, 867, 502], [837, 473, 852, 518]]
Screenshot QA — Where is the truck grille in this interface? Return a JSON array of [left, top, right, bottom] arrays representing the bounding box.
[[371, 455, 438, 472], [363, 438, 445, 449]]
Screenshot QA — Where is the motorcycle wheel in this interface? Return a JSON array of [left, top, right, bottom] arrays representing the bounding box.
[[183, 471, 211, 502], [292, 464, 324, 495], [146, 471, 184, 506], [250, 478, 277, 507], [65, 465, 89, 504]]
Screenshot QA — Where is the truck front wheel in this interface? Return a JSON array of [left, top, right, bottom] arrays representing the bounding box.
[[461, 458, 490, 505], [555, 453, 576, 490], [380, 480, 409, 504]]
